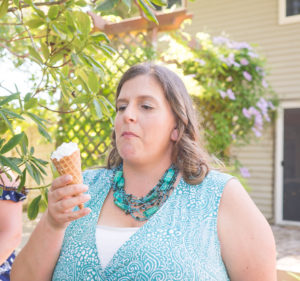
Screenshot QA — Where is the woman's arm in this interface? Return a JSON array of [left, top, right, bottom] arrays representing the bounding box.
[[10, 175, 91, 281], [218, 179, 277, 281], [0, 200, 23, 265]]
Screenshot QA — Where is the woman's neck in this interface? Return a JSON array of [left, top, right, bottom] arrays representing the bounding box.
[[122, 160, 173, 197]]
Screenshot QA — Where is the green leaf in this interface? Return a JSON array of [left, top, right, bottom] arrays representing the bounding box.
[[32, 4, 45, 18], [23, 0, 32, 4], [25, 162, 40, 185], [28, 46, 43, 63], [0, 0, 9, 19], [65, 10, 76, 32], [71, 53, 79, 66], [24, 97, 38, 110], [91, 32, 110, 43], [1, 108, 24, 120], [150, 0, 167, 6], [0, 155, 22, 175], [75, 0, 87, 6], [136, 0, 158, 24], [26, 112, 47, 128], [43, 188, 48, 204], [21, 133, 28, 155], [26, 18, 44, 28], [122, 0, 131, 10], [72, 94, 90, 104], [88, 71, 99, 93], [39, 198, 48, 212], [61, 65, 69, 78], [0, 139, 5, 150], [93, 98, 103, 119], [74, 11, 90, 36], [95, 0, 119, 11], [32, 157, 48, 166], [50, 23, 67, 40], [48, 5, 60, 20], [0, 93, 20, 106], [38, 125, 52, 142], [0, 120, 8, 134], [0, 133, 24, 154], [18, 169, 26, 191], [40, 42, 50, 60], [0, 110, 13, 132], [31, 159, 47, 176], [13, 0, 19, 7], [27, 195, 41, 220]]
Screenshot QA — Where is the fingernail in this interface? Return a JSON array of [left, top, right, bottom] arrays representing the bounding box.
[[66, 175, 73, 181]]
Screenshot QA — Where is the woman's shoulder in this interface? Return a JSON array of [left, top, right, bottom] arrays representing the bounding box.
[[199, 168, 236, 189], [82, 167, 114, 186]]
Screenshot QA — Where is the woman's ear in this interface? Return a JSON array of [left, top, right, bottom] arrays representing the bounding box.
[[171, 127, 178, 141]]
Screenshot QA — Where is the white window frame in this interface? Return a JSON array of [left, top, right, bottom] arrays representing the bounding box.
[[275, 100, 300, 226], [279, 0, 300, 24]]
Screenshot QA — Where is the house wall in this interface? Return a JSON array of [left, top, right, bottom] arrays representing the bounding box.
[[185, 0, 300, 220]]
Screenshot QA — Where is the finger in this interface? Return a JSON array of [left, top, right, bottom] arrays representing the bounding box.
[[51, 175, 73, 190], [52, 184, 88, 202], [60, 207, 91, 223], [56, 193, 91, 212]]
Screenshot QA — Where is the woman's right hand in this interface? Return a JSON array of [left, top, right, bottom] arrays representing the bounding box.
[[46, 175, 91, 230]]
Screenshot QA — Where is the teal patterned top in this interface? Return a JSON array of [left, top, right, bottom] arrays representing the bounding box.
[[52, 168, 234, 281]]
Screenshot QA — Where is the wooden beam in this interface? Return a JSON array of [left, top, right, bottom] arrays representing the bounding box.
[[88, 8, 193, 35]]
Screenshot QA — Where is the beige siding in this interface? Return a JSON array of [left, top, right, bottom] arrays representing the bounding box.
[[185, 0, 300, 101], [231, 126, 275, 220], [183, 0, 300, 220]]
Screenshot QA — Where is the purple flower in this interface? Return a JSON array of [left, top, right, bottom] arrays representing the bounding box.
[[242, 108, 251, 119], [218, 89, 236, 100], [195, 58, 206, 66], [213, 36, 230, 46], [252, 127, 262, 137], [218, 90, 227, 99], [248, 51, 259, 58], [262, 79, 268, 88], [226, 76, 233, 82], [227, 89, 236, 100], [243, 71, 252, 81], [240, 167, 251, 178], [231, 134, 236, 140], [240, 58, 249, 65], [268, 101, 275, 110]]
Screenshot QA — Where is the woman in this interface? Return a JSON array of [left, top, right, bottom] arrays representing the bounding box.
[[0, 171, 25, 281], [11, 63, 276, 280]]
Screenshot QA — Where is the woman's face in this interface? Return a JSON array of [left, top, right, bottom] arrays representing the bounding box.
[[114, 74, 177, 166]]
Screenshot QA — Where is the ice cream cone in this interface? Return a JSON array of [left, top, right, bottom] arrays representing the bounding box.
[[51, 149, 84, 209]]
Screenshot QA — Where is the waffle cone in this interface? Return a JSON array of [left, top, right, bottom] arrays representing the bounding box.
[[52, 149, 84, 209]]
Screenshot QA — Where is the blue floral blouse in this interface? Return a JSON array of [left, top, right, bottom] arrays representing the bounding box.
[[0, 187, 26, 281], [52, 168, 234, 280]]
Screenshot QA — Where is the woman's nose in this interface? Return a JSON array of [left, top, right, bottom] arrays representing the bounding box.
[[123, 105, 136, 123]]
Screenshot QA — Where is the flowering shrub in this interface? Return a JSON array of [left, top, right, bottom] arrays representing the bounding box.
[[159, 32, 278, 179]]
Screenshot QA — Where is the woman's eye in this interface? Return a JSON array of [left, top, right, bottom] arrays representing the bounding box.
[[117, 105, 126, 111], [142, 104, 153, 110]]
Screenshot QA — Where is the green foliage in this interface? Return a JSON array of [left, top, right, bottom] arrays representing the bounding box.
[[159, 31, 278, 175], [0, 0, 165, 219]]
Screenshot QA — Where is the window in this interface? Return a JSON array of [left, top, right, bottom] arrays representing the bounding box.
[[279, 0, 300, 24]]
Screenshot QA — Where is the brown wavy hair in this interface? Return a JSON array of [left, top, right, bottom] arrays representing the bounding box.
[[107, 62, 212, 185]]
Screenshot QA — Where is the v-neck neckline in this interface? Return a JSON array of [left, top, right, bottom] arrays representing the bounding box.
[[92, 169, 184, 273]]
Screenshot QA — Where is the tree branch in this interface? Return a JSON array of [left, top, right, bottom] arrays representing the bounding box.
[[0, 22, 22, 25], [38, 102, 86, 114], [7, 0, 68, 13], [0, 42, 28, 58]]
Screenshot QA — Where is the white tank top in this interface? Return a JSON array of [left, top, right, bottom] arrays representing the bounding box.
[[96, 225, 140, 268]]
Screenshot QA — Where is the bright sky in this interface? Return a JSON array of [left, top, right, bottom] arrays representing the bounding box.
[[0, 54, 39, 97]]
